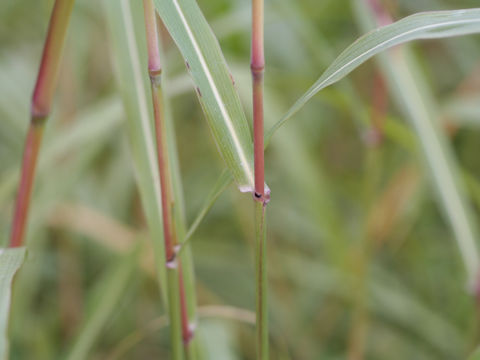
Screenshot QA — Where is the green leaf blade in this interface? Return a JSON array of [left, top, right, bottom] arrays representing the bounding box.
[[153, 0, 256, 193], [269, 8, 480, 137], [353, 0, 480, 285], [0, 247, 26, 360]]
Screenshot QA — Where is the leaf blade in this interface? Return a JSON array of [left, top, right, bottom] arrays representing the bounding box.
[[153, 0, 256, 193], [353, 0, 480, 284], [268, 8, 480, 138], [0, 247, 26, 360]]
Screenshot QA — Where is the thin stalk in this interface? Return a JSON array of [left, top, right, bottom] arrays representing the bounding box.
[[142, 1, 193, 358], [255, 200, 268, 359], [166, 264, 183, 360], [10, 125, 44, 247], [251, 0, 269, 359], [179, 264, 194, 351], [10, 0, 75, 247], [251, 0, 265, 199]]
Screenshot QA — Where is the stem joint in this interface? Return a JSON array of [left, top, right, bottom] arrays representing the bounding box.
[[149, 68, 162, 87], [250, 64, 265, 80]]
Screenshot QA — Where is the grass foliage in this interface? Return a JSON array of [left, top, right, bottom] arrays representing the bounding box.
[[2, 0, 480, 358]]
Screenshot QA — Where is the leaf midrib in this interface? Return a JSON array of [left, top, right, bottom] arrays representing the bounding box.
[[171, 0, 255, 189]]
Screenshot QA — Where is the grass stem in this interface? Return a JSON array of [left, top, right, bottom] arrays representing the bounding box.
[[255, 200, 268, 360], [251, 0, 265, 199], [251, 0, 269, 358], [166, 264, 184, 360], [9, 125, 44, 247], [142, 1, 194, 357], [9, 0, 75, 247]]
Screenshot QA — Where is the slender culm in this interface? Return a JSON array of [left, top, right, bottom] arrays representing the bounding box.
[[179, 264, 194, 345], [251, 0, 269, 358], [142, 0, 175, 262], [251, 0, 265, 199], [10, 0, 75, 248], [142, 1, 195, 358], [254, 199, 268, 359]]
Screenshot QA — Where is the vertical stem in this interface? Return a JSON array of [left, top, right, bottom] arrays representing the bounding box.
[[142, 1, 194, 358], [143, 0, 175, 262], [10, 0, 75, 248], [251, 0, 265, 199], [255, 201, 268, 360], [10, 125, 44, 247], [251, 0, 269, 359], [166, 264, 183, 360], [32, 0, 76, 120], [179, 265, 194, 346]]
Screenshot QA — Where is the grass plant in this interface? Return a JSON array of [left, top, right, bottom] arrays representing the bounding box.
[[4, 0, 480, 359]]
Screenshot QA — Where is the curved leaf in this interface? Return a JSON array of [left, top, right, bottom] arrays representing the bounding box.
[[353, 1, 480, 284], [268, 8, 480, 138]]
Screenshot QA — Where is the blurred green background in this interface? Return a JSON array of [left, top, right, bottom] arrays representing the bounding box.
[[2, 0, 480, 358]]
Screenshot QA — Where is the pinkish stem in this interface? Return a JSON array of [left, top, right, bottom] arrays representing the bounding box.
[[10, 0, 75, 247], [10, 125, 44, 247], [142, 0, 194, 354], [251, 0, 265, 200]]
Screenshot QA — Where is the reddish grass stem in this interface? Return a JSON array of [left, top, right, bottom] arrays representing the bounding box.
[[142, 0, 175, 262], [251, 0, 269, 359], [10, 125, 44, 247], [251, 0, 265, 199], [179, 265, 193, 344], [10, 0, 75, 248], [32, 0, 75, 119], [142, 1, 194, 357]]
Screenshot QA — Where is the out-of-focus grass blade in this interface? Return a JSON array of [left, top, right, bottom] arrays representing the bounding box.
[[442, 95, 480, 127], [153, 0, 257, 193], [0, 247, 26, 360], [198, 320, 239, 360], [283, 255, 464, 357], [369, 268, 464, 357], [0, 98, 123, 207], [65, 246, 139, 360], [104, 0, 167, 296], [468, 346, 480, 360], [268, 7, 480, 137], [354, 1, 480, 285]]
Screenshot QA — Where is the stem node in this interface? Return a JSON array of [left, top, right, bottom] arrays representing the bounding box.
[[250, 64, 265, 79], [149, 69, 162, 87], [166, 257, 178, 269]]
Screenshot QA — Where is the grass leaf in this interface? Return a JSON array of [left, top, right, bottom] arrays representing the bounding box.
[[0, 98, 123, 208], [0, 247, 26, 360], [153, 0, 257, 193], [269, 7, 480, 137], [354, 0, 480, 285], [65, 246, 139, 360]]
